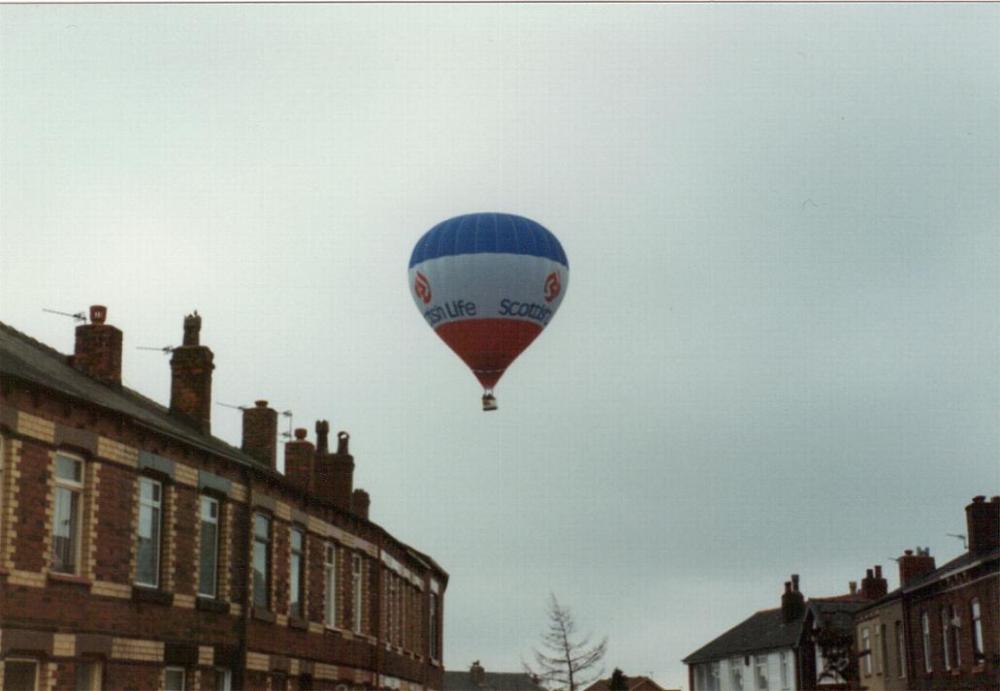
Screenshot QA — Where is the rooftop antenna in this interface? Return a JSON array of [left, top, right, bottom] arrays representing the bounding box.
[[136, 345, 175, 353], [42, 307, 86, 323], [946, 533, 968, 549], [216, 402, 248, 411], [280, 410, 293, 439]]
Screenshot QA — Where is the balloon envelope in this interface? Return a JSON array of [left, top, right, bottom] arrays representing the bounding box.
[[408, 213, 569, 391]]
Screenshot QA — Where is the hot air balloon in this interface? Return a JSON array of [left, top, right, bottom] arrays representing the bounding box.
[[408, 212, 569, 411]]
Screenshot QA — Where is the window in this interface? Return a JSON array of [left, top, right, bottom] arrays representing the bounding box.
[[324, 543, 337, 627], [971, 599, 984, 661], [289, 527, 304, 619], [252, 513, 271, 609], [75, 661, 102, 690], [4, 659, 39, 691], [922, 611, 932, 673], [755, 655, 768, 690], [876, 624, 885, 674], [52, 454, 84, 574], [710, 662, 720, 691], [214, 668, 232, 691], [941, 607, 951, 670], [135, 477, 162, 586], [779, 652, 790, 690], [198, 496, 219, 597], [165, 667, 186, 691], [429, 592, 439, 659], [861, 627, 872, 675], [351, 553, 363, 633], [895, 620, 906, 678], [730, 658, 743, 690]]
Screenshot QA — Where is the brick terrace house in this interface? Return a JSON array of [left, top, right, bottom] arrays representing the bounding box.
[[683, 571, 886, 691], [853, 496, 999, 690], [0, 307, 447, 691], [582, 672, 679, 691], [442, 661, 545, 691]]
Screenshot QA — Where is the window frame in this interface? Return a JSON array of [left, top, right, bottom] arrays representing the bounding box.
[[134, 475, 163, 588], [252, 512, 272, 610], [75, 659, 103, 691], [289, 526, 305, 619], [324, 542, 337, 628], [730, 657, 743, 691], [895, 620, 907, 678], [4, 658, 40, 691], [875, 624, 885, 675], [351, 552, 363, 634], [51, 453, 85, 575], [940, 606, 951, 670], [779, 651, 790, 690], [214, 667, 232, 691], [861, 627, 872, 675], [755, 654, 769, 690], [921, 611, 933, 673], [970, 598, 984, 661], [198, 494, 220, 598], [164, 666, 186, 691]]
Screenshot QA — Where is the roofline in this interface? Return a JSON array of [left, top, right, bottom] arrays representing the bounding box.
[[0, 369, 449, 582], [901, 551, 998, 596]]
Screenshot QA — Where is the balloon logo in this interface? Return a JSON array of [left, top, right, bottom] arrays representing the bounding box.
[[544, 271, 562, 303], [415, 271, 432, 304], [408, 212, 569, 411]]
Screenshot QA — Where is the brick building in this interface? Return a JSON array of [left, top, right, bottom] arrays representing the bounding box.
[[854, 496, 999, 690], [0, 307, 447, 691]]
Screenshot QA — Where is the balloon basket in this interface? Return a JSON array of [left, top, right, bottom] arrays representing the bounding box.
[[482, 392, 498, 412]]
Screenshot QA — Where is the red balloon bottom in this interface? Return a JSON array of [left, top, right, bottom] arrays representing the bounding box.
[[434, 318, 544, 389]]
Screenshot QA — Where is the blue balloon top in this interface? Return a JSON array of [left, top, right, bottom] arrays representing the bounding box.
[[409, 213, 568, 269]]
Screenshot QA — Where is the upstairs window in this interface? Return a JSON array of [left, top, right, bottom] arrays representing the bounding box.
[[198, 496, 220, 598], [895, 620, 906, 678], [324, 543, 337, 627], [52, 454, 84, 575], [289, 527, 304, 619], [949, 605, 961, 667], [429, 592, 439, 659], [252, 513, 271, 609], [921, 611, 932, 673], [875, 624, 885, 674], [779, 652, 790, 690], [861, 627, 872, 675], [709, 661, 720, 691], [940, 607, 951, 670], [351, 553, 363, 633], [135, 477, 162, 587], [164, 667, 186, 691], [970, 599, 984, 662], [754, 655, 768, 690], [730, 658, 743, 690]]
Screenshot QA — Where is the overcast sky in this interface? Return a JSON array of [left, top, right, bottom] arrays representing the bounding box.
[[2, 3, 998, 688]]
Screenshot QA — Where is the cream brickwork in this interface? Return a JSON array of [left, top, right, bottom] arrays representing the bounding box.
[[91, 580, 131, 598], [274, 501, 292, 522], [308, 622, 324, 635], [84, 461, 101, 580], [164, 484, 177, 592], [289, 659, 300, 676], [276, 614, 289, 627], [111, 637, 164, 662], [228, 482, 247, 503], [1, 439, 21, 570], [198, 646, 214, 667], [314, 663, 338, 681], [128, 477, 140, 584], [45, 662, 57, 691], [230, 603, 243, 616], [96, 436, 138, 468], [174, 463, 198, 487], [6, 569, 45, 587], [16, 412, 55, 443], [52, 634, 75, 658], [246, 652, 270, 672], [41, 451, 55, 572], [220, 502, 233, 602], [174, 594, 195, 609]]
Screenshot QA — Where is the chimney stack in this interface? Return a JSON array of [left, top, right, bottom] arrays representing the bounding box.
[[849, 581, 857, 595], [315, 431, 354, 511], [241, 400, 278, 469], [169, 312, 214, 434], [781, 575, 805, 623], [284, 427, 315, 489], [899, 548, 936, 587], [966, 496, 1000, 554], [71, 305, 123, 385], [860, 565, 888, 600], [470, 661, 486, 687], [352, 489, 370, 520]]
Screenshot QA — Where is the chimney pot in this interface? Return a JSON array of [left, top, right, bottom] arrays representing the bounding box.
[[875, 565, 882, 578], [791, 574, 800, 591], [316, 420, 330, 454], [904, 549, 913, 556], [255, 399, 268, 408], [294, 428, 308, 440], [973, 495, 986, 503], [89, 305, 107, 324], [866, 568, 874, 579], [849, 581, 857, 594]]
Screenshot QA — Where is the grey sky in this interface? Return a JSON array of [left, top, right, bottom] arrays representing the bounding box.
[[2, 3, 997, 687]]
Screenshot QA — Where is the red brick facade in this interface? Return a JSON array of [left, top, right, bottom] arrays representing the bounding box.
[[0, 310, 447, 691]]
